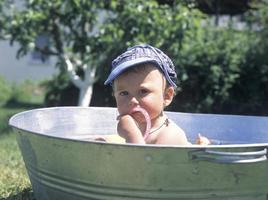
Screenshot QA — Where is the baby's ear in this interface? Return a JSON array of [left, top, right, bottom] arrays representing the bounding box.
[[163, 86, 174, 107]]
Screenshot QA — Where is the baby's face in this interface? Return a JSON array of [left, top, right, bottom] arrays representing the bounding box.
[[113, 64, 174, 123]]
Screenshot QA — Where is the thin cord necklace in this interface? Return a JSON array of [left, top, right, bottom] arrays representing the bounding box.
[[148, 118, 169, 135]]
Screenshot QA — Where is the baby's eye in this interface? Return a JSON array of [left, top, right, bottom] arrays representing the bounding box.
[[119, 91, 128, 96], [140, 89, 149, 95]]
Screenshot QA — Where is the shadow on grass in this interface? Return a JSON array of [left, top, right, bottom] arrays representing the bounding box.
[[2, 188, 36, 200], [3, 99, 43, 110], [0, 100, 44, 134]]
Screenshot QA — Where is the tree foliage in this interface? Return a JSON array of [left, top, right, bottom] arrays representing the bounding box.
[[226, 1, 268, 115], [171, 25, 250, 113], [96, 0, 202, 81], [1, 1, 105, 60], [0, 0, 112, 106]]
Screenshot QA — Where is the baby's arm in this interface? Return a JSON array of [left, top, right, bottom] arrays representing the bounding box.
[[117, 114, 145, 144]]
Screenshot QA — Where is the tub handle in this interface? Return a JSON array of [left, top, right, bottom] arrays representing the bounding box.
[[191, 148, 267, 164]]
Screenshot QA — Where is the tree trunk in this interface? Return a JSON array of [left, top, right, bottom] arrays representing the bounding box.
[[78, 84, 93, 107], [65, 57, 96, 107]]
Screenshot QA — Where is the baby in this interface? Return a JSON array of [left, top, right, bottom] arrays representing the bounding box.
[[104, 44, 209, 145]]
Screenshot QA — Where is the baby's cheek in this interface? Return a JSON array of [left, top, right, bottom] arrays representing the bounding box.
[[144, 106, 159, 118], [116, 103, 127, 115]]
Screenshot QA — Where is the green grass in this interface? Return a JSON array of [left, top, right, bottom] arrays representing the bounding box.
[[0, 106, 39, 200], [0, 81, 45, 200], [0, 133, 32, 199]]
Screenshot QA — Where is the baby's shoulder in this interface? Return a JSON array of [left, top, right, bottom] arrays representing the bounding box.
[[156, 119, 189, 145], [166, 119, 185, 134]]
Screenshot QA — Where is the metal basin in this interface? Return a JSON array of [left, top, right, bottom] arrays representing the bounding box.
[[9, 106, 268, 200]]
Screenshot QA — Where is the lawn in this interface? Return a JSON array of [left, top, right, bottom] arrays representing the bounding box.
[[0, 80, 44, 199], [0, 107, 36, 200]]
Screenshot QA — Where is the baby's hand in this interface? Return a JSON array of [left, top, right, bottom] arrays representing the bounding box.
[[196, 133, 211, 145], [117, 114, 145, 143]]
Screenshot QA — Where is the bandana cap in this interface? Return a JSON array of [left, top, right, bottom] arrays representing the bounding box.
[[104, 44, 177, 87]]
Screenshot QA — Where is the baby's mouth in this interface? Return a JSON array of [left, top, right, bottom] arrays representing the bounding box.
[[129, 107, 144, 119]]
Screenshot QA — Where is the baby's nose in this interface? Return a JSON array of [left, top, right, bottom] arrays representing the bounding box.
[[129, 96, 139, 106]]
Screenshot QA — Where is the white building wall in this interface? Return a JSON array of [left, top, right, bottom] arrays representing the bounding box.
[[0, 41, 57, 83]]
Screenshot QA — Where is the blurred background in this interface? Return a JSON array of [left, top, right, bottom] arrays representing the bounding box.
[[0, 0, 268, 198], [0, 0, 267, 115]]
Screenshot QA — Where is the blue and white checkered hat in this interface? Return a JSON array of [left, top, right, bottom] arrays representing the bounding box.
[[104, 44, 177, 87]]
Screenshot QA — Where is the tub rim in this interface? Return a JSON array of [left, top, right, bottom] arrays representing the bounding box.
[[8, 106, 268, 149]]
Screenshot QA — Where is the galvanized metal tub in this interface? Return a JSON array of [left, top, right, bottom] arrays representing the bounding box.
[[9, 106, 268, 200]]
